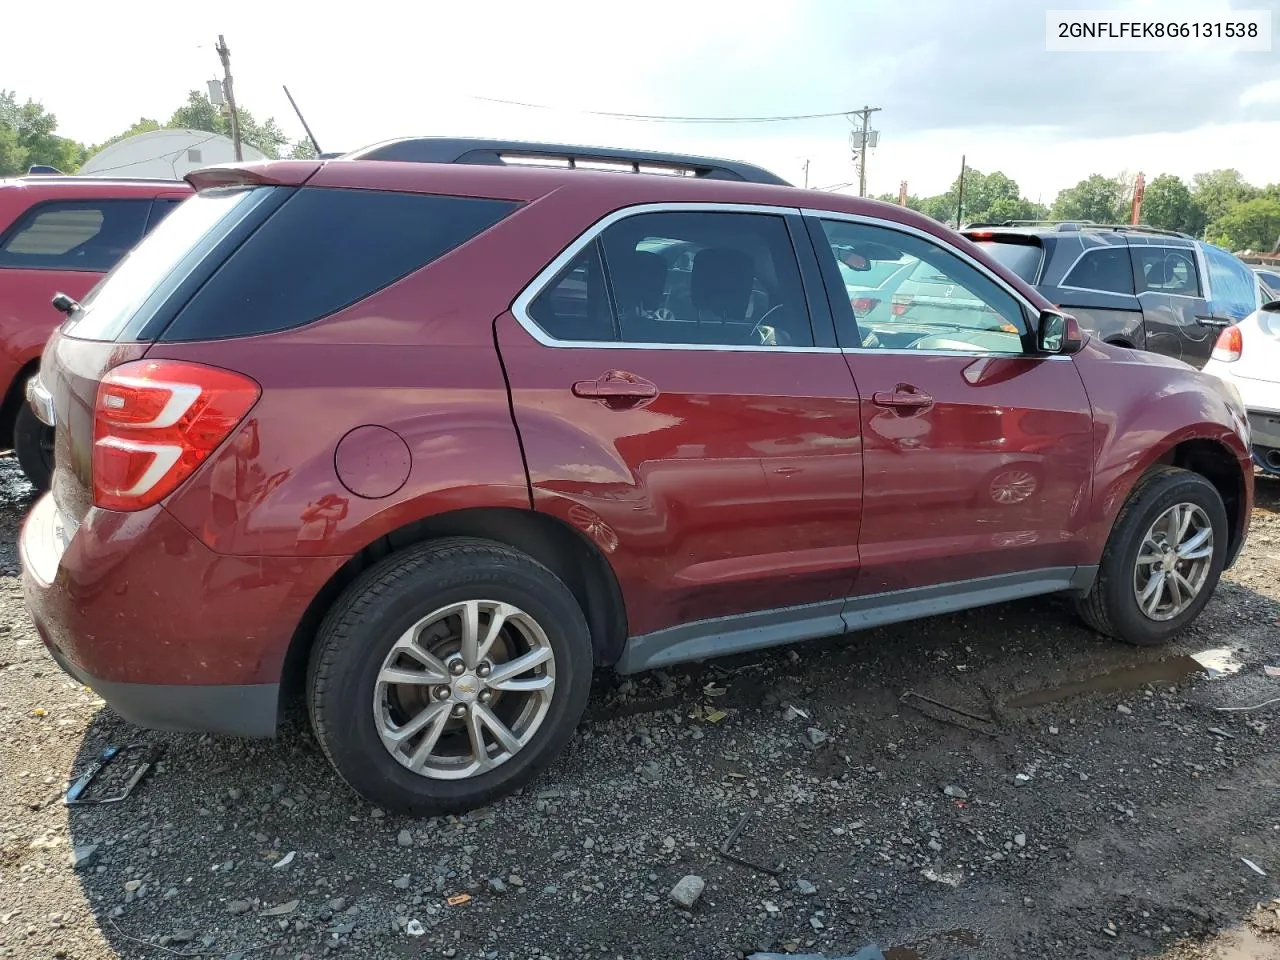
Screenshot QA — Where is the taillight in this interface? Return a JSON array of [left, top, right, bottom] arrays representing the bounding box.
[[93, 360, 260, 511], [1211, 326, 1243, 363], [851, 296, 880, 314], [890, 300, 910, 317]]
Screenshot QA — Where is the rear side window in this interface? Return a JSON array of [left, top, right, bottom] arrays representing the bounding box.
[[970, 240, 1043, 283], [1203, 244, 1259, 321], [1063, 247, 1134, 295], [160, 189, 518, 342], [0, 199, 150, 272], [1133, 246, 1201, 297]]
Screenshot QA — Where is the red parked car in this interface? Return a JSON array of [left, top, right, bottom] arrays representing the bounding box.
[[20, 139, 1253, 814], [0, 173, 191, 487]]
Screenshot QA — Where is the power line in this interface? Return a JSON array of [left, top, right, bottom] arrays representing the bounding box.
[[469, 95, 854, 124]]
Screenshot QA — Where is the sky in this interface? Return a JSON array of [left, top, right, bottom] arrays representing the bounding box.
[[3, 0, 1279, 201]]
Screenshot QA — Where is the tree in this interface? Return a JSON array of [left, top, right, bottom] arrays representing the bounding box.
[[288, 138, 319, 160], [0, 90, 87, 176], [89, 118, 163, 154], [1050, 174, 1128, 223], [1140, 174, 1197, 233], [1206, 197, 1280, 252], [1190, 169, 1258, 233], [163, 90, 290, 158], [910, 166, 1044, 227]]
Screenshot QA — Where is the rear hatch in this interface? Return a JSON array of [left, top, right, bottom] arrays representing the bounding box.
[[962, 231, 1046, 285], [40, 168, 314, 525]]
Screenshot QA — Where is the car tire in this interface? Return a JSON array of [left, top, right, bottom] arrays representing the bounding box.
[[13, 402, 53, 491], [1075, 466, 1228, 646], [307, 537, 593, 815]]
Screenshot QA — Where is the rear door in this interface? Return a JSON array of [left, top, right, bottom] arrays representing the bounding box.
[[1039, 239, 1148, 350], [1128, 241, 1212, 367], [807, 214, 1095, 596], [496, 204, 865, 638]]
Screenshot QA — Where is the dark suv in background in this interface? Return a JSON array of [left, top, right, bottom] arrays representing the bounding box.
[[961, 222, 1268, 369]]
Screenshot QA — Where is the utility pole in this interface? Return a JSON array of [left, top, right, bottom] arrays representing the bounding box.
[[803, 159, 810, 190], [851, 105, 881, 198], [215, 35, 243, 162], [955, 155, 967, 228]]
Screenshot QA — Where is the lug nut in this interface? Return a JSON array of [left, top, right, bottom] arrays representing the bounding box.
[[435, 686, 451, 700], [478, 690, 493, 704], [449, 659, 466, 676], [451, 704, 467, 718], [477, 662, 492, 678]]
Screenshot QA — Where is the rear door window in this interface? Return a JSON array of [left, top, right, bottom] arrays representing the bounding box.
[[0, 199, 150, 272], [1203, 244, 1260, 320], [1063, 247, 1134, 295], [160, 189, 519, 341], [1133, 247, 1201, 296]]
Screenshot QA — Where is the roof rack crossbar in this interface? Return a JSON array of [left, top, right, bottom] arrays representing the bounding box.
[[339, 137, 791, 186]]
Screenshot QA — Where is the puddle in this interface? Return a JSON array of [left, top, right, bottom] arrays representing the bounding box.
[[1191, 647, 1243, 678], [1007, 655, 1206, 708], [885, 929, 983, 960]]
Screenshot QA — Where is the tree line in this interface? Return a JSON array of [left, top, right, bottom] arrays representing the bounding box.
[[5, 88, 1278, 252], [1, 88, 316, 179], [877, 165, 1280, 253]]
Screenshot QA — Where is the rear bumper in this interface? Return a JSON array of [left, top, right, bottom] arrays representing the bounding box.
[[45, 640, 279, 737], [20, 493, 345, 737]]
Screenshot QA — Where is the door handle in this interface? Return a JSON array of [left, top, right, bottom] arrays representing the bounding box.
[[871, 383, 934, 412], [1195, 314, 1232, 328], [572, 371, 659, 405]]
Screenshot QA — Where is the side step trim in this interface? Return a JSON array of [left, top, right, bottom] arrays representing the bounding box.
[[615, 566, 1098, 674]]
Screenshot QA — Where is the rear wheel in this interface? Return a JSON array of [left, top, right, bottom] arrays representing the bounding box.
[[1075, 466, 1227, 646], [13, 402, 53, 491], [307, 537, 593, 815]]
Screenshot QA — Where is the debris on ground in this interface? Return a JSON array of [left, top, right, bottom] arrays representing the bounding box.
[[748, 946, 885, 960], [1242, 857, 1268, 877], [668, 875, 705, 909]]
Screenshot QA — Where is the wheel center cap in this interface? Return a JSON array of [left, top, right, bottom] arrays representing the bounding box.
[[452, 675, 480, 703], [1162, 554, 1177, 572]]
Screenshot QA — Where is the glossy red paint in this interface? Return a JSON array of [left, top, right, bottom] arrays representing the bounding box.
[[19, 156, 1255, 734], [0, 177, 191, 444], [846, 351, 1095, 594]]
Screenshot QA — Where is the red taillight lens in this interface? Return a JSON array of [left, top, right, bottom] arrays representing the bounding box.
[[851, 296, 880, 314], [890, 300, 910, 317], [1211, 326, 1243, 363], [93, 360, 260, 512]]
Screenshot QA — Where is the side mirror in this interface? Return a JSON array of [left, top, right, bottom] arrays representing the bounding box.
[[1262, 299, 1280, 313], [1038, 309, 1084, 355]]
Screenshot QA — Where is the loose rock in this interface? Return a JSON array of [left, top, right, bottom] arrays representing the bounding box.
[[669, 875, 706, 909]]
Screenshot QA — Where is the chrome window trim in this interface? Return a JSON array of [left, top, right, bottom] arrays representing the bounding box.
[[805, 210, 1070, 361], [508, 201, 845, 353]]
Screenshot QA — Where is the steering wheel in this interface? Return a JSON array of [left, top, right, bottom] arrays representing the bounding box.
[[750, 303, 792, 346]]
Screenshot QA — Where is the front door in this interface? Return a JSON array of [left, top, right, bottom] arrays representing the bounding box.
[[807, 215, 1096, 597], [496, 206, 864, 638]]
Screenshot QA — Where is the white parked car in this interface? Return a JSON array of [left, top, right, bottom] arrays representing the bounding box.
[[1202, 298, 1280, 478]]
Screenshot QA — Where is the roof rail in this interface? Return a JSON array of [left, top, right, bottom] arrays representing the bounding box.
[[340, 137, 791, 186], [965, 219, 1194, 239]]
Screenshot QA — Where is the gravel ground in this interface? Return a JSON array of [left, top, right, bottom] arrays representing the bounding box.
[[1, 457, 1278, 960]]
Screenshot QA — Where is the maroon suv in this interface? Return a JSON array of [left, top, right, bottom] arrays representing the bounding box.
[[20, 139, 1254, 814]]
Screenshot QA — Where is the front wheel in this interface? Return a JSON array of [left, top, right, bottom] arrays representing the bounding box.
[[1075, 466, 1228, 646], [307, 537, 593, 815], [13, 402, 53, 491]]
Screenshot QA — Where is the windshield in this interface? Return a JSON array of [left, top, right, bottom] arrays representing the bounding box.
[[970, 240, 1044, 283], [61, 187, 273, 342]]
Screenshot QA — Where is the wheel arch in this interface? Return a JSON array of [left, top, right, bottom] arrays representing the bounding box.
[[1155, 437, 1249, 567], [279, 506, 629, 705]]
